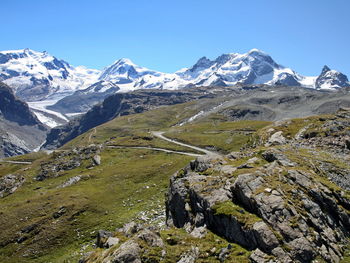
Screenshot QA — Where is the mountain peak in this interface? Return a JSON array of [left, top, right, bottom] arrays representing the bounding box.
[[316, 65, 349, 90], [247, 48, 267, 55], [321, 65, 331, 74], [114, 58, 135, 65]]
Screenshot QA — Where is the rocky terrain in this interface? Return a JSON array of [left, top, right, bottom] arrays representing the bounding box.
[[2, 83, 350, 262], [77, 108, 350, 263], [0, 82, 47, 157]]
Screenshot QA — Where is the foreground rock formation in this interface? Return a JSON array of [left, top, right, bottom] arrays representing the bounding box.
[[80, 109, 350, 262]]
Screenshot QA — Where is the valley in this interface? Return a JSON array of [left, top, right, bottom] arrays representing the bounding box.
[[0, 48, 350, 263], [1, 91, 350, 262], [2, 0, 350, 261], [0, 98, 272, 262]]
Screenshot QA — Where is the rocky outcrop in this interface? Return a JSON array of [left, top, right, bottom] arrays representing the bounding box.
[[36, 145, 102, 181], [81, 222, 165, 263], [166, 150, 350, 262], [0, 174, 25, 198], [77, 108, 350, 263]]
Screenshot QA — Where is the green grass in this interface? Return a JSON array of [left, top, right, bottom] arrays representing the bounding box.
[[212, 201, 261, 227], [86, 227, 251, 263], [165, 120, 270, 153], [0, 147, 193, 263], [3, 98, 349, 262], [63, 101, 206, 148], [2, 100, 221, 262], [160, 228, 251, 263]]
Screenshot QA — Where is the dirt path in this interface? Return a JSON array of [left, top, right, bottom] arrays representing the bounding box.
[[0, 160, 32, 165], [107, 146, 203, 157], [151, 131, 218, 156]]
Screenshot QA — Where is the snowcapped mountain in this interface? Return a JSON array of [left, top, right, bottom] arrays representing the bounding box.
[[98, 58, 183, 92], [96, 49, 321, 92], [315, 65, 350, 90], [176, 49, 312, 87], [1, 48, 349, 128], [1, 48, 348, 103], [0, 49, 100, 101]]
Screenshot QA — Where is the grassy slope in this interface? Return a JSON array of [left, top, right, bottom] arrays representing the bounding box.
[[0, 148, 192, 263], [165, 114, 270, 153], [0, 99, 272, 262]]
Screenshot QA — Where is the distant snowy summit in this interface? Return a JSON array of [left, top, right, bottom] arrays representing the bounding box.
[[0, 48, 100, 101], [71, 48, 350, 95], [315, 65, 349, 90], [0, 48, 349, 102]]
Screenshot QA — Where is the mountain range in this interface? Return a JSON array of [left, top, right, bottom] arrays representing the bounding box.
[[0, 48, 349, 128], [1, 48, 349, 101]]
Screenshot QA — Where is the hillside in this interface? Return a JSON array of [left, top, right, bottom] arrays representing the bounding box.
[[1, 94, 350, 262], [0, 82, 47, 157], [44, 85, 350, 151]]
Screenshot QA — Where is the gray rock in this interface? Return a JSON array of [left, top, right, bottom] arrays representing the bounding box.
[[247, 157, 261, 164], [166, 150, 350, 263], [58, 175, 81, 188], [226, 151, 240, 160], [96, 230, 113, 248], [177, 247, 199, 263], [218, 246, 231, 262], [249, 248, 270, 263], [190, 155, 220, 172], [106, 237, 119, 248], [219, 165, 237, 175], [93, 154, 101, 165], [288, 237, 315, 262], [261, 150, 295, 167], [0, 173, 25, 198], [287, 170, 312, 188], [110, 239, 141, 263], [252, 221, 279, 252], [119, 222, 139, 237], [137, 229, 164, 247], [266, 131, 286, 146], [190, 226, 207, 239], [271, 247, 292, 263]]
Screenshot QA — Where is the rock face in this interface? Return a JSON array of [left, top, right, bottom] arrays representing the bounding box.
[[0, 82, 47, 157], [165, 110, 350, 262], [76, 108, 350, 263]]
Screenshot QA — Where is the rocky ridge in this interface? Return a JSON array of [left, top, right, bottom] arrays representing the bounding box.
[[81, 108, 350, 263]]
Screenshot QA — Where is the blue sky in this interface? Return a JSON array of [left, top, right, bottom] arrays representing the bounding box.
[[1, 0, 349, 76]]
